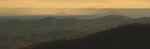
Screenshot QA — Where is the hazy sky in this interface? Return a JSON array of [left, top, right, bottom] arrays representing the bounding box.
[[0, 0, 150, 17], [0, 0, 150, 8]]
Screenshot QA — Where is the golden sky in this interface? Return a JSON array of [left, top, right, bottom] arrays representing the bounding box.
[[0, 0, 150, 8]]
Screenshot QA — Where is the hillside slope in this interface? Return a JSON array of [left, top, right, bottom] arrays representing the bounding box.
[[1, 15, 150, 49], [23, 23, 150, 49]]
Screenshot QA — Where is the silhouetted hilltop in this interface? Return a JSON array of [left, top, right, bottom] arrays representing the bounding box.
[[22, 23, 150, 49]]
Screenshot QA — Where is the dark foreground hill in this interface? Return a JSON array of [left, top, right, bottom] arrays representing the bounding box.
[[22, 23, 150, 49]]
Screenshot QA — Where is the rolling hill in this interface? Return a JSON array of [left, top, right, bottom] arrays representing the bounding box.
[[0, 15, 150, 49], [22, 23, 150, 49]]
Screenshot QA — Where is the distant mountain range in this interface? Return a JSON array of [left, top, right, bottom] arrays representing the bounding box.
[[1, 14, 150, 31], [0, 14, 150, 49], [0, 8, 150, 18], [1, 14, 150, 33]]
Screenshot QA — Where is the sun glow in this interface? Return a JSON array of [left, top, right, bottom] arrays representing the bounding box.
[[0, 0, 149, 8]]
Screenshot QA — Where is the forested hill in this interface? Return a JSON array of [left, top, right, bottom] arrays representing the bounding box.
[[1, 15, 150, 49], [22, 23, 150, 49]]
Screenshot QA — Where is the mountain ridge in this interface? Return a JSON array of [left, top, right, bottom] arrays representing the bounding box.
[[0, 8, 150, 18], [0, 15, 150, 49]]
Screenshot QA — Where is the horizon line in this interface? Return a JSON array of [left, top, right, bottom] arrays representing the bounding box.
[[0, 7, 150, 9]]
